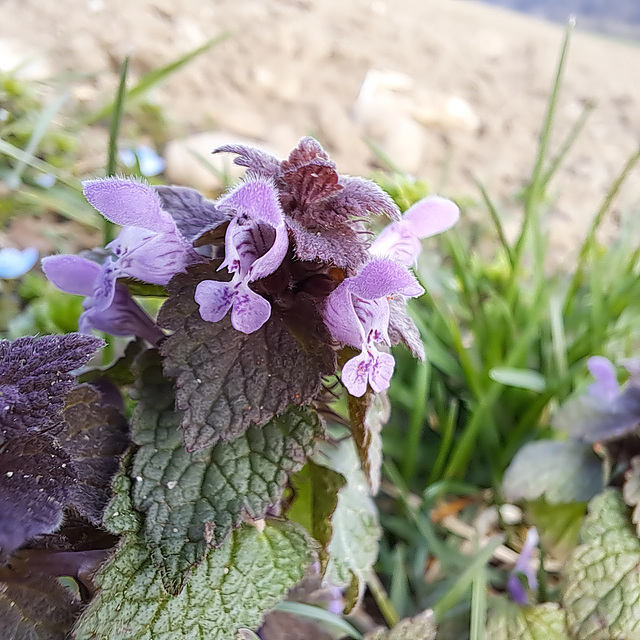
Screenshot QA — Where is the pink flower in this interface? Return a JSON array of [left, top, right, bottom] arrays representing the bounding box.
[[370, 195, 459, 265], [323, 258, 423, 396]]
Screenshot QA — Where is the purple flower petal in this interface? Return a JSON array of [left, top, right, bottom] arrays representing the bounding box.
[[403, 196, 460, 238], [218, 177, 284, 228], [41, 255, 99, 296], [323, 281, 366, 348], [83, 178, 174, 232], [370, 195, 459, 265], [230, 281, 272, 333], [248, 223, 289, 282], [195, 280, 234, 324], [508, 526, 539, 605], [342, 348, 395, 397], [80, 284, 165, 345], [587, 356, 619, 402], [347, 258, 424, 300]]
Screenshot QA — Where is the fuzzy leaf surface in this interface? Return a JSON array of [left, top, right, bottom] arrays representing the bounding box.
[[562, 489, 640, 639], [486, 602, 568, 640], [347, 390, 389, 495], [0, 334, 103, 432], [319, 439, 381, 600], [159, 268, 335, 450], [364, 609, 436, 640], [60, 384, 129, 524], [0, 433, 76, 557], [72, 521, 314, 640], [623, 456, 640, 536], [130, 350, 324, 592], [502, 440, 602, 504], [0, 568, 79, 640]]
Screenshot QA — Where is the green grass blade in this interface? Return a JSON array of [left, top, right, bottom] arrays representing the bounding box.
[[428, 399, 458, 485], [6, 90, 70, 190], [432, 536, 503, 623], [0, 138, 82, 191], [469, 564, 487, 640], [402, 359, 431, 483], [475, 179, 514, 268], [83, 33, 228, 125], [273, 601, 363, 639]]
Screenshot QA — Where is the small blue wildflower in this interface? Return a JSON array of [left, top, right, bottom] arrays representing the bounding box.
[[507, 526, 539, 605], [35, 173, 56, 188], [119, 145, 165, 177], [0, 247, 38, 279]]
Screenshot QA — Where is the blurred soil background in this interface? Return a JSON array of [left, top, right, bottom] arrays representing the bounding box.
[[1, 0, 639, 265]]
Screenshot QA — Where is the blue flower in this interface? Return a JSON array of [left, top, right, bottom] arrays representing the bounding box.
[[119, 145, 165, 177], [0, 247, 38, 279]]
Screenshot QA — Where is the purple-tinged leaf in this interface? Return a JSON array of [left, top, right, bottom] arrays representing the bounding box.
[[59, 385, 129, 526], [0, 567, 80, 640], [213, 143, 282, 179], [159, 266, 335, 450], [130, 350, 324, 593], [0, 334, 103, 433], [387, 296, 425, 360], [154, 185, 228, 244], [0, 433, 76, 558], [286, 217, 369, 270]]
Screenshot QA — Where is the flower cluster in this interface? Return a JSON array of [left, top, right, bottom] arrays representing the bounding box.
[[44, 138, 459, 397]]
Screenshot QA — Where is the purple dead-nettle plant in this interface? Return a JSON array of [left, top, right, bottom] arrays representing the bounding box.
[[507, 526, 539, 605], [28, 137, 459, 638]]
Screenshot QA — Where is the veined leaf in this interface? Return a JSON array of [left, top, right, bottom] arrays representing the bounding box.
[[486, 601, 568, 640]]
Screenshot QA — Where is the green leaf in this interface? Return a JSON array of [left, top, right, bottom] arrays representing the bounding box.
[[159, 266, 335, 450], [347, 390, 389, 495], [562, 489, 640, 639], [0, 569, 80, 640], [623, 455, 640, 536], [318, 439, 381, 601], [102, 458, 140, 536], [289, 460, 346, 572], [486, 601, 568, 640], [364, 609, 436, 640], [502, 440, 602, 504], [72, 520, 314, 640], [488, 367, 546, 392], [527, 500, 586, 562], [130, 350, 324, 593]]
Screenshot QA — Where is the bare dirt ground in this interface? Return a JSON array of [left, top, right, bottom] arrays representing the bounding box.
[[2, 0, 640, 263]]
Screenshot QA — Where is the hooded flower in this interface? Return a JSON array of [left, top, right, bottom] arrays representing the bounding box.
[[42, 255, 164, 345], [82, 177, 200, 311], [324, 258, 424, 396], [195, 177, 289, 333], [0, 247, 38, 279], [507, 526, 539, 605], [370, 195, 460, 265]]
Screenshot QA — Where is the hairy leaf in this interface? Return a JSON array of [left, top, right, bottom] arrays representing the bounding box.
[[553, 386, 640, 443], [159, 268, 335, 450], [289, 460, 346, 573], [623, 456, 640, 536], [319, 439, 381, 602], [562, 489, 640, 639], [347, 390, 389, 495], [502, 440, 602, 504], [130, 350, 324, 592], [103, 466, 140, 536], [72, 521, 314, 640], [0, 433, 76, 557], [486, 601, 568, 640], [60, 385, 129, 524], [0, 568, 80, 640], [364, 609, 436, 640], [0, 334, 103, 433], [154, 185, 228, 244]]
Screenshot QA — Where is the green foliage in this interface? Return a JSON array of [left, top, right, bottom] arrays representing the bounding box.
[[486, 601, 568, 640], [502, 440, 603, 504], [364, 608, 436, 640], [562, 490, 640, 639], [130, 350, 324, 592]]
